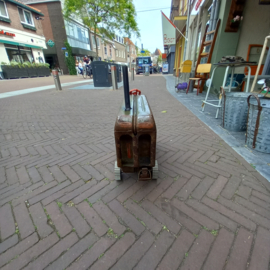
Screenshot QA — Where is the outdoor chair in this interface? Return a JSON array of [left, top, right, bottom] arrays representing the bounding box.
[[186, 63, 212, 95]]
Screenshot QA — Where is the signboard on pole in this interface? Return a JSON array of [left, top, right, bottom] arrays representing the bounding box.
[[161, 11, 176, 46], [162, 63, 169, 73]]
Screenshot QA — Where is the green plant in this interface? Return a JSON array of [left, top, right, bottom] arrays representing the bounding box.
[[64, 41, 76, 75], [57, 202, 62, 208], [1, 62, 8, 65]]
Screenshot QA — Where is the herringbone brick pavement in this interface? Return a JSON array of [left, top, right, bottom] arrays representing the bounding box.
[[0, 74, 270, 270]]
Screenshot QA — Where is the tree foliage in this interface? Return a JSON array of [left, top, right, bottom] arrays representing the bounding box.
[[64, 41, 77, 75], [63, 0, 140, 58], [136, 47, 151, 57]]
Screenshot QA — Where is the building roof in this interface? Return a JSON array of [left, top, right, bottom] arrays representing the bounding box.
[[154, 48, 162, 56], [124, 37, 135, 46], [17, 0, 58, 4], [7, 0, 44, 15]]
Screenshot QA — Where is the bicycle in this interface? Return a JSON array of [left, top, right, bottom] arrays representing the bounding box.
[[83, 65, 92, 79]]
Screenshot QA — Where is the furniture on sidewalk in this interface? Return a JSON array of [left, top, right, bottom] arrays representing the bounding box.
[[201, 62, 256, 118], [192, 19, 221, 93], [186, 64, 212, 95]]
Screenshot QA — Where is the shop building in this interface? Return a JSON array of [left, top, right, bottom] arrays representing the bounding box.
[[21, 0, 96, 74], [0, 0, 46, 73], [124, 37, 137, 67]]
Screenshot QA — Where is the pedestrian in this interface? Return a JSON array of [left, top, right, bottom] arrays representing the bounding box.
[[78, 60, 83, 74]]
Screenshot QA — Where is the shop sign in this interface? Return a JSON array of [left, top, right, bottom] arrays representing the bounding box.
[[161, 11, 176, 45], [162, 63, 169, 72], [195, 0, 202, 10], [47, 39, 55, 47], [0, 30, 15, 37]]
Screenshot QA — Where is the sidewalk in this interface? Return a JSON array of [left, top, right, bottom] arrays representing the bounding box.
[[0, 74, 269, 270]]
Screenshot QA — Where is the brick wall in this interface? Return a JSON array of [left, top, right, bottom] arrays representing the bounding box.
[[0, 2, 43, 36]]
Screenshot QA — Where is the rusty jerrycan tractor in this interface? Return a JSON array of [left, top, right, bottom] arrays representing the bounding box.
[[114, 88, 158, 181]]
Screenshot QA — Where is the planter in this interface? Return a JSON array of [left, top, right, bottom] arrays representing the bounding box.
[[246, 94, 270, 153], [17, 67, 28, 78], [1, 65, 20, 79], [222, 92, 250, 131], [26, 67, 38, 78], [36, 67, 50, 77]]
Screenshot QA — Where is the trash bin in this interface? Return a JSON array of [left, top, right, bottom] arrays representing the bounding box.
[[92, 61, 112, 87]]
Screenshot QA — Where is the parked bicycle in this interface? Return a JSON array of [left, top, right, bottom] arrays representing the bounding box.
[[83, 64, 92, 79]]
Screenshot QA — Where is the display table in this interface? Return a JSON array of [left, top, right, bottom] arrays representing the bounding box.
[[202, 62, 256, 118]]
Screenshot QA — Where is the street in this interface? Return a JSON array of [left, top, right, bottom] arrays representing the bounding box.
[[0, 74, 269, 270]]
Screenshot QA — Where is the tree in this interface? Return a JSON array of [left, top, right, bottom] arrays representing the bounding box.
[[63, 0, 140, 58], [64, 41, 77, 75], [136, 47, 151, 57]]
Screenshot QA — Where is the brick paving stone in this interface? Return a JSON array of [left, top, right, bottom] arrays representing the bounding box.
[[73, 180, 109, 204], [42, 180, 85, 206], [48, 165, 67, 183], [252, 190, 270, 203], [243, 180, 270, 195], [134, 230, 175, 270], [60, 165, 80, 182], [250, 195, 270, 210], [45, 233, 98, 270], [72, 164, 91, 180], [186, 199, 237, 231], [27, 167, 42, 183], [218, 196, 270, 230], [88, 181, 119, 204], [157, 229, 194, 270], [221, 176, 241, 199], [38, 166, 54, 183], [183, 162, 219, 179], [108, 199, 145, 235], [177, 150, 195, 164], [46, 202, 72, 237], [177, 176, 201, 200], [16, 166, 31, 184], [0, 233, 39, 268], [95, 163, 115, 180], [203, 228, 235, 270], [83, 164, 104, 181], [1, 233, 59, 270], [24, 233, 78, 270], [191, 176, 215, 200], [6, 167, 19, 185], [29, 203, 53, 238], [117, 181, 147, 203], [206, 175, 228, 200], [0, 234, 18, 254], [13, 203, 35, 239], [249, 226, 270, 270], [163, 162, 194, 179], [202, 197, 256, 231], [234, 196, 270, 219], [0, 203, 15, 240], [90, 232, 135, 270], [131, 180, 159, 202], [103, 179, 136, 203], [62, 205, 91, 238], [162, 177, 188, 200], [125, 199, 163, 235], [110, 231, 154, 270], [171, 198, 219, 230], [141, 200, 181, 234], [180, 230, 214, 270], [28, 180, 71, 205], [225, 228, 253, 270], [66, 237, 116, 270], [198, 150, 214, 163], [158, 198, 201, 234], [194, 161, 231, 178], [159, 164, 178, 178], [77, 201, 108, 237], [93, 200, 126, 235], [187, 150, 205, 163], [59, 180, 97, 204]]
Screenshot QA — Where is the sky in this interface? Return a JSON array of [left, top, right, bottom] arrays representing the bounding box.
[[132, 0, 172, 54]]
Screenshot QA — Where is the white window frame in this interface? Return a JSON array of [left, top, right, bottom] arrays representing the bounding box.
[[18, 7, 35, 27], [0, 0, 9, 18]]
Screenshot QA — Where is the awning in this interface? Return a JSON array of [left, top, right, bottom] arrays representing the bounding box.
[[173, 16, 187, 32], [0, 39, 43, 49], [71, 47, 96, 57]]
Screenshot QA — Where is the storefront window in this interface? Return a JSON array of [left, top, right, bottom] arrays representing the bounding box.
[[5, 44, 34, 63], [0, 0, 8, 17], [18, 7, 34, 26]]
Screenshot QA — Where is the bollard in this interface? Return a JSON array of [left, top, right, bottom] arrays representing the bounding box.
[[52, 70, 62, 90], [111, 65, 118, 90], [122, 65, 131, 111], [131, 67, 134, 81]]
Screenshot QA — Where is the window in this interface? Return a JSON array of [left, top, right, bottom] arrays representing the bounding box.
[[96, 37, 100, 48], [116, 50, 118, 57], [92, 36, 100, 48], [5, 44, 34, 63], [0, 0, 8, 18], [18, 7, 34, 26], [104, 45, 107, 55], [109, 45, 112, 56]]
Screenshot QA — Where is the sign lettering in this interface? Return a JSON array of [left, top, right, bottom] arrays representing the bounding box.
[[0, 30, 15, 37], [163, 34, 175, 45]]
